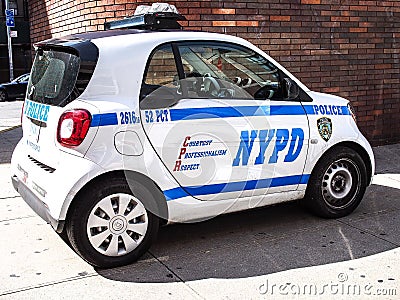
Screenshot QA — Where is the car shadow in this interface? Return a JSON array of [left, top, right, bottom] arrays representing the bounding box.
[[96, 182, 400, 283]]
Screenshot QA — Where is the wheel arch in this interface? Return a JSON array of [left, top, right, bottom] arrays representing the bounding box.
[[311, 141, 373, 185], [63, 170, 169, 232]]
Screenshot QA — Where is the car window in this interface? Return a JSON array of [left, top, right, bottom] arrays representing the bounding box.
[[15, 74, 29, 83], [142, 45, 177, 90], [27, 49, 80, 106], [12, 74, 27, 83], [177, 42, 284, 101], [20, 74, 29, 82], [144, 45, 177, 86], [140, 44, 183, 108]]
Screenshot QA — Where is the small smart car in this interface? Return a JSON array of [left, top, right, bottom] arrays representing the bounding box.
[[11, 5, 375, 267]]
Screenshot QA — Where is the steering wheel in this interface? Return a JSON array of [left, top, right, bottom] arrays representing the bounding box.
[[203, 76, 236, 98], [203, 76, 221, 97], [185, 73, 234, 98], [254, 82, 280, 100]]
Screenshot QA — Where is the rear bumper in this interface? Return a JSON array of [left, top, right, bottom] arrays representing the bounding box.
[[12, 175, 64, 232], [11, 137, 105, 228]]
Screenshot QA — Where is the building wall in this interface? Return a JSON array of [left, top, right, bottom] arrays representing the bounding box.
[[0, 0, 31, 82], [27, 0, 400, 145]]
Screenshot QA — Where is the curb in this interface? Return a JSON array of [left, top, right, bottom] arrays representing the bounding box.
[[0, 124, 22, 134]]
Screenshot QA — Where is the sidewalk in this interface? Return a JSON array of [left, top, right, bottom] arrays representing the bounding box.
[[0, 101, 23, 133], [0, 122, 399, 299]]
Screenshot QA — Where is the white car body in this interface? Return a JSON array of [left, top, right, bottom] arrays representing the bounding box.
[[11, 30, 375, 226], [11, 22, 375, 267]]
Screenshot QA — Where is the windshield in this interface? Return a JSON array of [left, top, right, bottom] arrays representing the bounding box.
[[27, 49, 80, 106]]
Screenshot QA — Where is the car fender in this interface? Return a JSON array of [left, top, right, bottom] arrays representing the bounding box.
[[303, 91, 375, 186]]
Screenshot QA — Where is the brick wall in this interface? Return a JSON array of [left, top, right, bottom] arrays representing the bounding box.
[[27, 0, 400, 145]]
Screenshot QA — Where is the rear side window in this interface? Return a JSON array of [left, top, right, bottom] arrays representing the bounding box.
[[140, 44, 182, 108], [27, 49, 80, 107], [144, 44, 178, 86]]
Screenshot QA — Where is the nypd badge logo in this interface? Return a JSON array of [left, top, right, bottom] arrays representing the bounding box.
[[317, 117, 332, 142]]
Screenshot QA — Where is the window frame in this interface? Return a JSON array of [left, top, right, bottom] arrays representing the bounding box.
[[177, 41, 285, 101], [140, 40, 312, 105], [140, 42, 184, 101]]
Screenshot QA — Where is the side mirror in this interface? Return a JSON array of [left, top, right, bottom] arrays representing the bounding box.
[[283, 78, 300, 100]]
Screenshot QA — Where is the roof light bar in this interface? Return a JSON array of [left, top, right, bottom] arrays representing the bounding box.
[[104, 3, 186, 31], [135, 3, 180, 15]]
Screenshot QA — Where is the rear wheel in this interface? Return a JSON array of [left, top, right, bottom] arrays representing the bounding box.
[[0, 90, 7, 102], [66, 177, 160, 268], [304, 146, 368, 218]]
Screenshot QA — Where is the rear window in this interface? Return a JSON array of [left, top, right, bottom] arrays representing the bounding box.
[[27, 49, 80, 107]]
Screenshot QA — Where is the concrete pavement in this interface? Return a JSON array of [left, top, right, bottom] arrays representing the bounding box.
[[0, 106, 399, 299], [0, 101, 23, 132]]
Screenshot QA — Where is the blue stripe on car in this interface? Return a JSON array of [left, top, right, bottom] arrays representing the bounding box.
[[91, 113, 118, 127], [169, 105, 307, 121], [169, 105, 349, 121], [163, 174, 310, 201], [90, 105, 350, 126]]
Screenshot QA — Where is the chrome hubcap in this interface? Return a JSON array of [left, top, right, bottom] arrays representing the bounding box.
[[87, 193, 148, 257], [322, 158, 360, 209]]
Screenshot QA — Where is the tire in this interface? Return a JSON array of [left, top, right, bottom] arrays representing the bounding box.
[[0, 90, 7, 102], [66, 177, 160, 268], [304, 146, 368, 218]]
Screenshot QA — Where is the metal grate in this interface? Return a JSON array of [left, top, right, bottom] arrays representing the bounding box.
[[28, 155, 56, 173]]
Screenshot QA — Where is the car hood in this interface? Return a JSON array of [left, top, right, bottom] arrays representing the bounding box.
[[307, 91, 349, 106]]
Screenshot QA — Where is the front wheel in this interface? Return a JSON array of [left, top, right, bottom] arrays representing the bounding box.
[[304, 146, 368, 218], [66, 177, 160, 268], [0, 90, 7, 102]]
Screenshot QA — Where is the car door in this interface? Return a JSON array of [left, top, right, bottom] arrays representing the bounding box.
[[5, 80, 19, 98], [6, 74, 27, 98], [140, 41, 309, 201], [15, 74, 29, 98]]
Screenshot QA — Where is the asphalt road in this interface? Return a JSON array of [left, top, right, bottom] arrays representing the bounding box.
[[0, 101, 399, 299]]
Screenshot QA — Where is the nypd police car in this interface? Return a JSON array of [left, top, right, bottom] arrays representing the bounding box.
[[11, 4, 375, 268]]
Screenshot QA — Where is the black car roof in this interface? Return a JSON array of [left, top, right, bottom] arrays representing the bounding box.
[[38, 29, 183, 45]]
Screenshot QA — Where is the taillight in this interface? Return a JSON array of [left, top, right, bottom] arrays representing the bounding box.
[[57, 109, 92, 147]]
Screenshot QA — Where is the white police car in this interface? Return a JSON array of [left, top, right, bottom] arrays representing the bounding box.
[[11, 4, 375, 268]]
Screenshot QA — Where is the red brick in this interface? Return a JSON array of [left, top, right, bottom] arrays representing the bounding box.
[[350, 27, 368, 32], [212, 8, 235, 15], [301, 0, 321, 4], [331, 16, 350, 22], [270, 16, 291, 21], [237, 21, 259, 27], [212, 21, 236, 27]]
